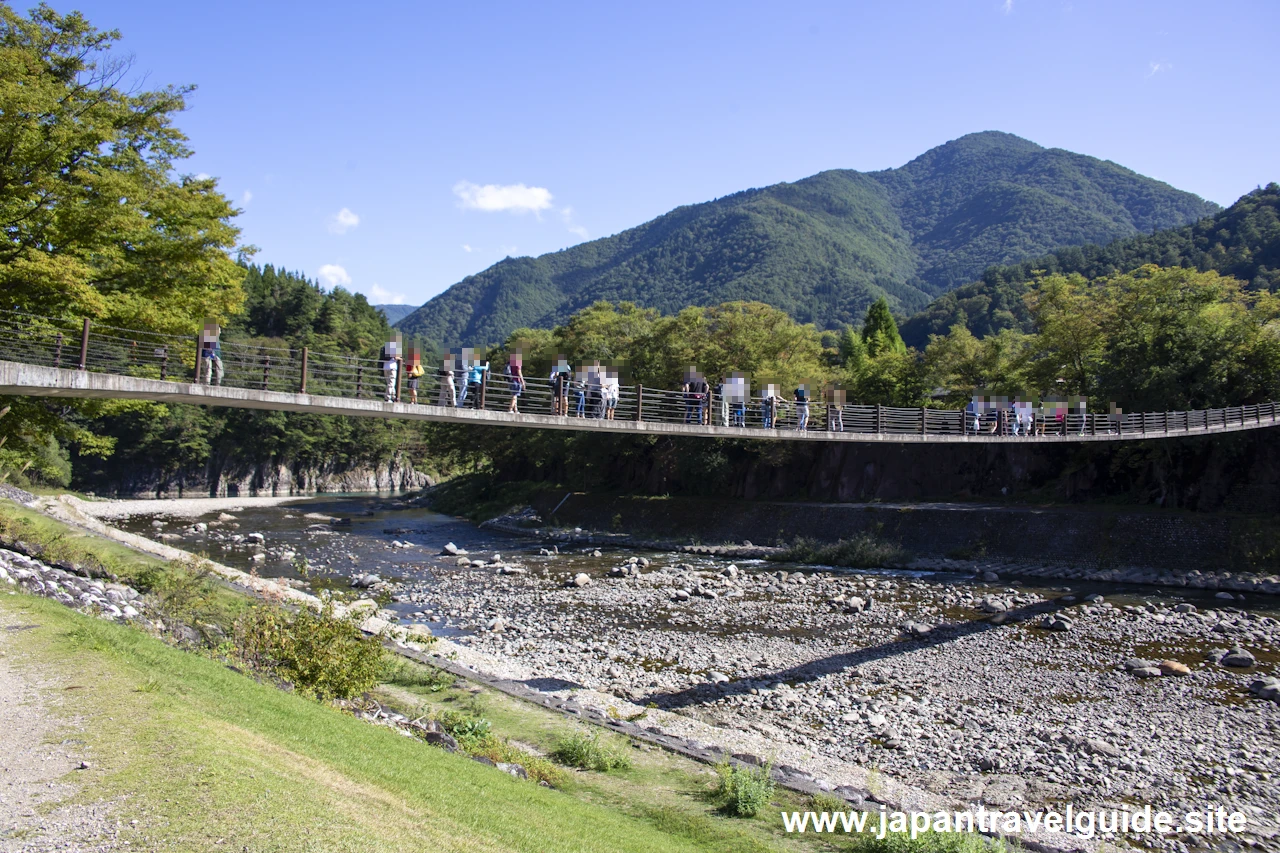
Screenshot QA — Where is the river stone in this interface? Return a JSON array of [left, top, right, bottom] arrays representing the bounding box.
[[1221, 648, 1257, 668], [497, 762, 528, 780], [1249, 676, 1280, 703], [572, 573, 591, 588], [351, 573, 381, 589], [1159, 660, 1192, 676], [1175, 603, 1197, 613], [442, 542, 467, 556], [217, 512, 236, 521]]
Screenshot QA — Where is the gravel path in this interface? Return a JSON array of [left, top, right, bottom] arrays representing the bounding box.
[[72, 495, 310, 520], [0, 602, 119, 852]]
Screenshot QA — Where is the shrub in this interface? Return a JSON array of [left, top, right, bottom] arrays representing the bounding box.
[[380, 657, 453, 691], [234, 602, 383, 700], [551, 728, 632, 772], [711, 760, 775, 817], [776, 534, 906, 569]]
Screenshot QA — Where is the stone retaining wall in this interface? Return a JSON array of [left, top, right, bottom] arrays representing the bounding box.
[[534, 493, 1280, 583]]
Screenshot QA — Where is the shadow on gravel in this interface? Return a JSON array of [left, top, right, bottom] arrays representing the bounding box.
[[639, 598, 1066, 710], [521, 676, 588, 692]]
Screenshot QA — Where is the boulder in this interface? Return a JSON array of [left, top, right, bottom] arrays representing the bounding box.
[[572, 573, 591, 588], [1158, 660, 1192, 676], [1221, 647, 1257, 668]]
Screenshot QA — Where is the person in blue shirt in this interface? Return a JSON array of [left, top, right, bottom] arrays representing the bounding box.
[[466, 360, 489, 408]]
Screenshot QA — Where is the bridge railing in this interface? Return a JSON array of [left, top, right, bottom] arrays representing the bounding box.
[[1, 309, 1278, 439]]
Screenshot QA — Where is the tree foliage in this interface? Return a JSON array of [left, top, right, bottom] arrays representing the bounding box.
[[901, 183, 1280, 348], [0, 2, 245, 328]]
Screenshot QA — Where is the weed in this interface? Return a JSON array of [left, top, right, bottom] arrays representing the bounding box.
[[551, 728, 632, 772], [381, 657, 452, 691], [134, 677, 162, 693], [808, 791, 847, 813], [775, 533, 907, 569], [848, 828, 1005, 852], [710, 760, 775, 818]]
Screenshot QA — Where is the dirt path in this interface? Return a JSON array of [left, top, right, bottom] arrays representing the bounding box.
[[0, 604, 118, 852]]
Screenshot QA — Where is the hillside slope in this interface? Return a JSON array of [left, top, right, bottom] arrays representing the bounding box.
[[400, 132, 1217, 347], [899, 182, 1280, 348]]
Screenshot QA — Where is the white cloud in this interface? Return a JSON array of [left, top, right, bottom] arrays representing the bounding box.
[[561, 206, 589, 240], [369, 283, 406, 304], [461, 244, 473, 253], [453, 181, 554, 215], [328, 207, 360, 235], [500, 245, 519, 256], [1146, 60, 1172, 78], [1001, 0, 1013, 13], [241, 189, 253, 206], [317, 264, 351, 287], [195, 172, 211, 181]]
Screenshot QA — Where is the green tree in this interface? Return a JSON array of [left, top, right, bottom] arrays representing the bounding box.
[[0, 3, 245, 328], [861, 297, 906, 357]]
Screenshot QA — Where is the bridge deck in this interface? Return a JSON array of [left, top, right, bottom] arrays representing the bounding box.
[[2, 360, 1275, 444]]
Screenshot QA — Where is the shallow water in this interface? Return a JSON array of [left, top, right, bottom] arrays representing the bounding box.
[[115, 494, 1280, 643]]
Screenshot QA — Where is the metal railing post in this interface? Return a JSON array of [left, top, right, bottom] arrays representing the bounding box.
[[921, 407, 927, 435], [78, 319, 90, 370], [53, 332, 63, 369], [299, 347, 309, 393], [262, 356, 271, 390], [478, 367, 487, 409], [635, 384, 643, 421], [355, 365, 364, 398], [159, 346, 168, 380], [875, 404, 883, 434]]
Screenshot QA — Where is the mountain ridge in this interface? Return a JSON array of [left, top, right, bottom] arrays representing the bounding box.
[[398, 131, 1218, 347]]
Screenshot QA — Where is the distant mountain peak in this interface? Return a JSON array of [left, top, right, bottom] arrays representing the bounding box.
[[396, 133, 1218, 347]]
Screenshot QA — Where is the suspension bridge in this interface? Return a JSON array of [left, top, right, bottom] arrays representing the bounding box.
[[0, 310, 1277, 444]]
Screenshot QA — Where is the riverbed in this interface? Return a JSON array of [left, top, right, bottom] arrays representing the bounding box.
[[111, 494, 1280, 848]]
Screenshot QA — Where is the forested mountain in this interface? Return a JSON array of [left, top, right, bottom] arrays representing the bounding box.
[[398, 132, 1216, 348], [899, 183, 1280, 348]]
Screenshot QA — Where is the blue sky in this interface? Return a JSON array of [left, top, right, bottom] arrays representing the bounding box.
[[56, 0, 1280, 307]]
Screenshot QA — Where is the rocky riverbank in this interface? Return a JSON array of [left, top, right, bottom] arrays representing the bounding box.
[[388, 538, 1280, 851]]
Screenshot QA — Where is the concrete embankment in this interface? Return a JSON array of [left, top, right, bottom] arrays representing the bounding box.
[[531, 493, 1280, 592]]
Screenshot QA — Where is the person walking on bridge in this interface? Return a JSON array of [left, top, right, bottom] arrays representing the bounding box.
[[602, 366, 620, 420], [198, 321, 223, 386], [380, 338, 401, 402], [437, 356, 456, 406], [794, 384, 810, 431], [505, 357, 525, 413], [551, 358, 570, 416]]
